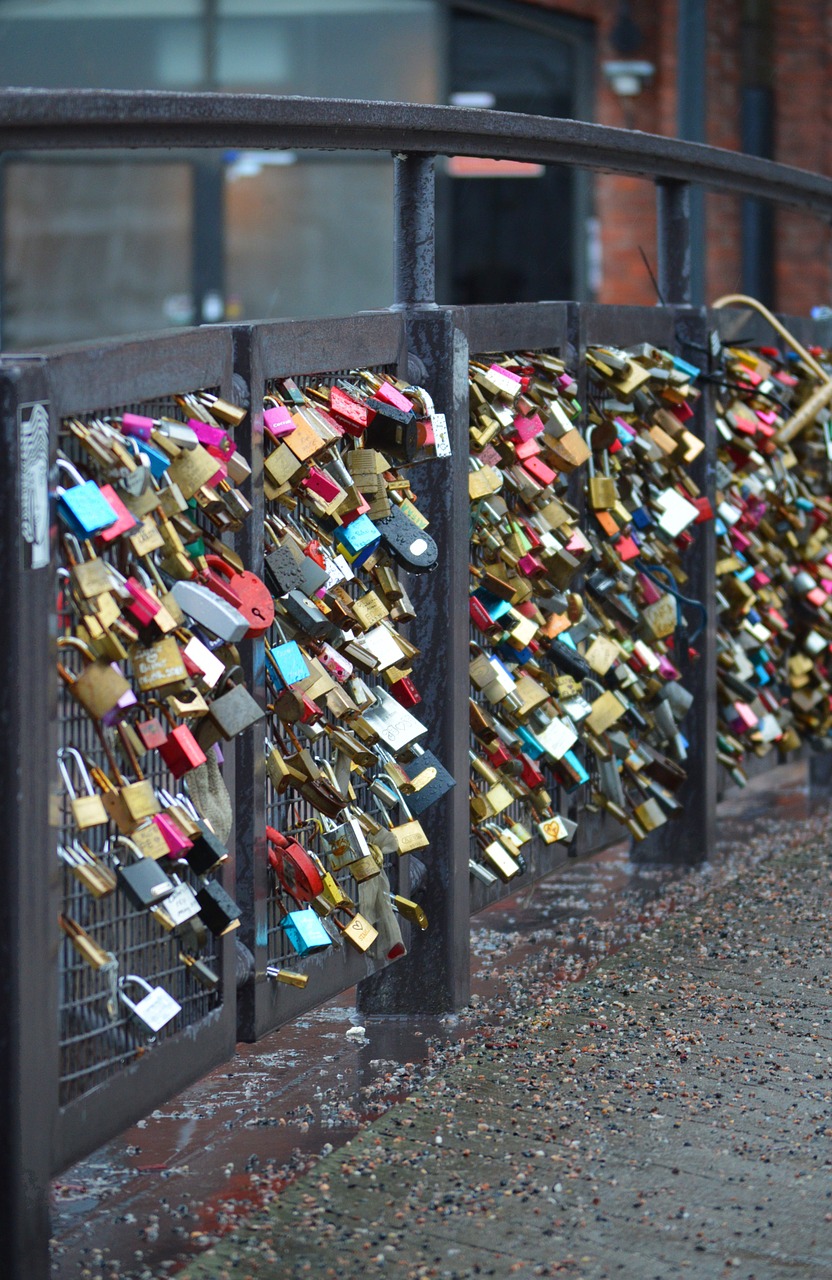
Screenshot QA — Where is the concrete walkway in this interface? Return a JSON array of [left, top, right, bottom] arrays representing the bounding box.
[[178, 825, 832, 1280]]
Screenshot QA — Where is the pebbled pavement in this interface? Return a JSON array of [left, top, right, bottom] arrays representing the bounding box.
[[178, 826, 832, 1280]]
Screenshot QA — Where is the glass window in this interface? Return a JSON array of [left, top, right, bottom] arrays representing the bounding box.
[[225, 154, 394, 320], [3, 160, 192, 349]]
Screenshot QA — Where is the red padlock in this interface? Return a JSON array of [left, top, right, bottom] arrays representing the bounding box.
[[202, 554, 275, 637], [266, 826, 323, 903], [150, 700, 207, 778]]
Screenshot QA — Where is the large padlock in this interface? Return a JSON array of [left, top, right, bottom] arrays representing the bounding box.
[[110, 836, 175, 910], [266, 826, 324, 901], [55, 457, 119, 538], [201, 555, 274, 638], [586, 426, 617, 511], [198, 665, 265, 744], [58, 746, 108, 830], [151, 874, 203, 933], [149, 699, 207, 778], [280, 908, 333, 956], [196, 879, 242, 936], [118, 974, 182, 1036], [171, 580, 250, 644], [57, 637, 133, 720]]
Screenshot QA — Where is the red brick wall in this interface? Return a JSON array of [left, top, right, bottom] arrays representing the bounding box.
[[519, 0, 832, 312]]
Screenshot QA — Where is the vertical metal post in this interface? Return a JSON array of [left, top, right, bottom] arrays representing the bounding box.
[[393, 154, 436, 309], [677, 0, 707, 304], [638, 307, 717, 863], [229, 327, 267, 1042], [656, 179, 693, 307], [0, 359, 56, 1280], [192, 156, 226, 324], [357, 307, 471, 1013]]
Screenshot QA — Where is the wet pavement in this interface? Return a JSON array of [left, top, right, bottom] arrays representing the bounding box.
[[50, 762, 828, 1279]]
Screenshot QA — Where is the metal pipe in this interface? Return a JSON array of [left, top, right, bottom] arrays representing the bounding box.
[[656, 178, 692, 305], [1, 91, 832, 219], [393, 154, 436, 308]]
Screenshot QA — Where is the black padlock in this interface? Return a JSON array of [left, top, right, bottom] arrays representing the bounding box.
[[198, 665, 265, 745], [184, 820, 229, 876], [401, 749, 456, 816], [196, 880, 242, 936], [374, 504, 438, 574], [112, 839, 175, 910], [282, 589, 336, 640]]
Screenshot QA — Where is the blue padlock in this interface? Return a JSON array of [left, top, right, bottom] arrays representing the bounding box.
[[141, 440, 172, 480], [334, 513, 381, 567], [265, 638, 309, 688], [280, 909, 332, 956], [56, 458, 119, 538]]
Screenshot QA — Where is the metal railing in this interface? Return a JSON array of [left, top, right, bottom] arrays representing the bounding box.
[[2, 90, 832, 1280]]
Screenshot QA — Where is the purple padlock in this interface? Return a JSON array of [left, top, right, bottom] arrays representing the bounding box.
[[101, 664, 138, 725]]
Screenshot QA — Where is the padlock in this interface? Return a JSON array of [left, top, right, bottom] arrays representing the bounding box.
[[266, 825, 324, 902], [171, 580, 250, 644], [151, 874, 203, 933], [55, 457, 119, 538], [57, 636, 133, 720], [59, 913, 117, 971], [280, 908, 333, 956], [196, 879, 242, 936], [330, 903, 379, 953], [265, 636, 310, 688], [180, 952, 221, 990], [148, 699, 207, 778], [201, 554, 274, 637], [586, 427, 617, 511], [118, 974, 182, 1036], [58, 841, 117, 898], [198, 665, 264, 744], [130, 635, 189, 692], [109, 836, 175, 910], [58, 746, 108, 830]]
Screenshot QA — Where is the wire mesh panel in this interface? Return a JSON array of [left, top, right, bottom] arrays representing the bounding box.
[[46, 329, 239, 1172], [234, 312, 456, 1041], [463, 305, 584, 914], [707, 306, 832, 801], [464, 303, 716, 912]]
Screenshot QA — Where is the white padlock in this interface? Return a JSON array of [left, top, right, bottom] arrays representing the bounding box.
[[119, 974, 182, 1037]]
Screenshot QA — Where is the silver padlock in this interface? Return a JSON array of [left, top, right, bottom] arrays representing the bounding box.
[[151, 875, 202, 934], [171, 580, 250, 643], [118, 974, 182, 1037]]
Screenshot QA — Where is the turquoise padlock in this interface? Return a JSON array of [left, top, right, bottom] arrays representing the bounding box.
[[56, 458, 118, 538], [334, 513, 380, 567], [280, 909, 332, 956], [266, 639, 309, 688]]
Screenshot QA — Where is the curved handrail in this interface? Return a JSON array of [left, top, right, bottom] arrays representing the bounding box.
[[1, 89, 832, 218]]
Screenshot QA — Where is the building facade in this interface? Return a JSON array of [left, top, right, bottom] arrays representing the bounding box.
[[0, 0, 828, 349]]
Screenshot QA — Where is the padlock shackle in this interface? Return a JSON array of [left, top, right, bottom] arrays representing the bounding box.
[[55, 455, 88, 489], [57, 746, 96, 799], [146, 696, 179, 734]]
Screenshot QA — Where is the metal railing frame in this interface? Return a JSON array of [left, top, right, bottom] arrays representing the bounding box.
[[2, 90, 832, 1280]]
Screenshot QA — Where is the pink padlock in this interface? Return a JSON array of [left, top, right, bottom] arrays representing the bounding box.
[[187, 419, 235, 458], [263, 401, 296, 439], [302, 467, 343, 504], [124, 576, 162, 628], [375, 381, 414, 415], [152, 811, 193, 857], [317, 642, 354, 682], [513, 412, 544, 442], [120, 412, 155, 441], [638, 573, 663, 606]]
